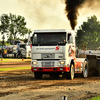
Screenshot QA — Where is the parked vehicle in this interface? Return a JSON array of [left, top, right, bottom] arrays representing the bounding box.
[[17, 43, 31, 59]]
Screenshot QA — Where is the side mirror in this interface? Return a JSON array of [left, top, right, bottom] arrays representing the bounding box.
[[69, 36, 73, 43]]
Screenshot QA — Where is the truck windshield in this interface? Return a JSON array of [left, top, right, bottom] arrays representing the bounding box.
[[32, 32, 66, 46]]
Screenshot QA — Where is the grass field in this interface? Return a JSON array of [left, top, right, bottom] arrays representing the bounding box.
[[90, 96, 100, 100], [0, 67, 31, 71], [0, 58, 31, 71], [0, 58, 31, 62]]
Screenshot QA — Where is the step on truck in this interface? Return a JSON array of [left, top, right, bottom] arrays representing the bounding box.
[[31, 29, 100, 79]]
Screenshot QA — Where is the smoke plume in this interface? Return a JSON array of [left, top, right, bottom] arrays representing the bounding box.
[[65, 0, 85, 30], [65, 0, 100, 30]]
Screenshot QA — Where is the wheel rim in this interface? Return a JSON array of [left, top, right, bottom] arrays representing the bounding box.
[[84, 65, 87, 76], [84, 61, 87, 77], [71, 64, 74, 79]]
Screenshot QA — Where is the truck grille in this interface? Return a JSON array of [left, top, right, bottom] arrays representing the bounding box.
[[42, 61, 54, 67], [41, 53, 55, 59]]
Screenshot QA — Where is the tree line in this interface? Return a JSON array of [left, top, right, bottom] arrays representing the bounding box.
[[76, 15, 100, 50], [0, 13, 32, 44], [0, 13, 100, 49]]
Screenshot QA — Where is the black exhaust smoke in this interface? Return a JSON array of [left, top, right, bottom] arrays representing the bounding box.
[[65, 0, 85, 30]]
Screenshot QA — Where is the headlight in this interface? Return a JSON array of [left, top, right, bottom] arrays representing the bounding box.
[[60, 61, 65, 65], [33, 61, 37, 65]]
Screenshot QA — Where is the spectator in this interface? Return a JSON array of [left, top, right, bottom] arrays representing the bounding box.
[[1, 49, 4, 58], [89, 51, 91, 55], [0, 48, 2, 57], [17, 49, 22, 58]]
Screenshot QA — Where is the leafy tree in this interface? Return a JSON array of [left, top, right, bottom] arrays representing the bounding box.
[[8, 13, 28, 39], [27, 28, 32, 35], [0, 13, 32, 42], [0, 14, 9, 34], [76, 15, 100, 49]]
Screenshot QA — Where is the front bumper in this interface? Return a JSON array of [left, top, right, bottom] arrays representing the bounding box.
[[31, 67, 70, 72]]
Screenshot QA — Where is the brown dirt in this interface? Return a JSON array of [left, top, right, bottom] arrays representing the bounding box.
[[0, 61, 100, 100]]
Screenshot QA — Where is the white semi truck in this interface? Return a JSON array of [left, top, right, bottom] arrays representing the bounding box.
[[31, 29, 90, 79]]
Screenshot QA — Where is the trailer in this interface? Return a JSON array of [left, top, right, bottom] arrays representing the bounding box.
[[31, 29, 100, 79]]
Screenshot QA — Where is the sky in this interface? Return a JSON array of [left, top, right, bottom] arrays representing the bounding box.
[[0, 0, 100, 41]]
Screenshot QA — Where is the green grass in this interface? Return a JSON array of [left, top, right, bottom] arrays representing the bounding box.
[[0, 61, 9, 62], [0, 67, 31, 71], [90, 96, 100, 100], [0, 58, 31, 62]]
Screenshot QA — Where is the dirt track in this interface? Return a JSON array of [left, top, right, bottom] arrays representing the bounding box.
[[0, 61, 100, 100]]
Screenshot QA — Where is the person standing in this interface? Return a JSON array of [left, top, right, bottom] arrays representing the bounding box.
[[0, 48, 2, 58], [17, 49, 22, 58]]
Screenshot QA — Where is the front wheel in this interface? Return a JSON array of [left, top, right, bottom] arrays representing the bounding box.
[[66, 64, 75, 80]]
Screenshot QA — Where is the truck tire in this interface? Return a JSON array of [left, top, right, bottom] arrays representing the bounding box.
[[34, 72, 42, 79], [66, 64, 75, 80], [82, 59, 89, 78]]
